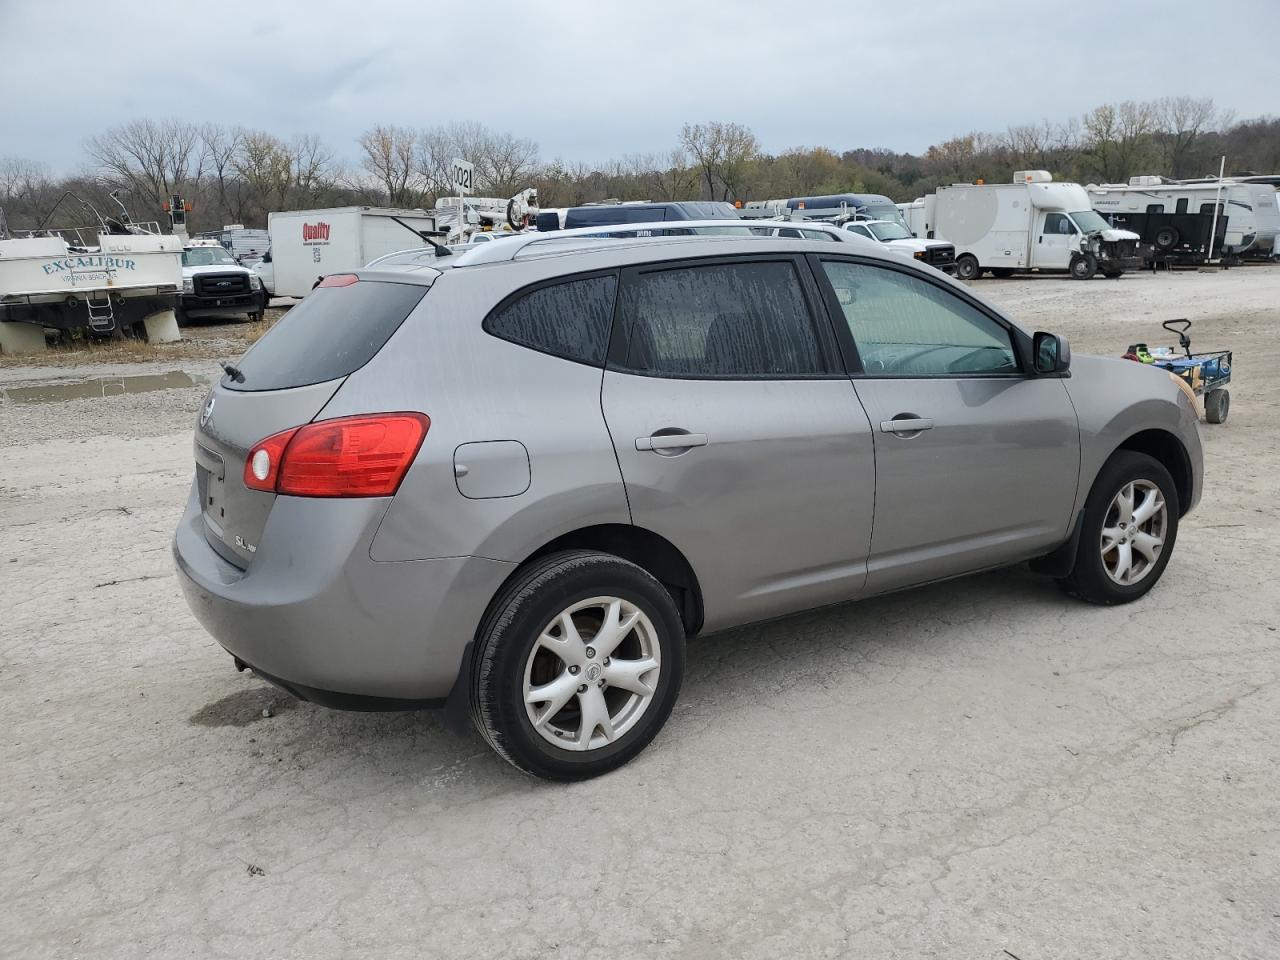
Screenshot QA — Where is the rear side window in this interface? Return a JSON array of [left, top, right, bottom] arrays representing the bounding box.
[[226, 280, 425, 391], [485, 273, 617, 366], [616, 260, 827, 378]]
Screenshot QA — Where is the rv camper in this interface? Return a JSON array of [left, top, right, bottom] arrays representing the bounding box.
[[1087, 176, 1280, 260]]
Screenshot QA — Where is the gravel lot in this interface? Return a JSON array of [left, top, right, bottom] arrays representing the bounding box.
[[2, 270, 1278, 959]]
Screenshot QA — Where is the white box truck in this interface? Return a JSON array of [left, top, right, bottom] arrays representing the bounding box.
[[928, 171, 1141, 281], [263, 206, 440, 298]]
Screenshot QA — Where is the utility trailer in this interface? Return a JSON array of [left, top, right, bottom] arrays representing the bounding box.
[[1098, 210, 1230, 266], [265, 206, 441, 299]]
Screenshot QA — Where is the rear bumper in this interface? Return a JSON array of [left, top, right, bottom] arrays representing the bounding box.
[[172, 483, 515, 704]]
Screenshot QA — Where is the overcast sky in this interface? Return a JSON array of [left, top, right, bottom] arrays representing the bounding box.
[[2, 0, 1276, 173]]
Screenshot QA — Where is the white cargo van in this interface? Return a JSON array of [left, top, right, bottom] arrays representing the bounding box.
[[929, 172, 1142, 280], [264, 206, 441, 298]]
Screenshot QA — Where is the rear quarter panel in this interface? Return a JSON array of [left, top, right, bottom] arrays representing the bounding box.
[[319, 263, 632, 562]]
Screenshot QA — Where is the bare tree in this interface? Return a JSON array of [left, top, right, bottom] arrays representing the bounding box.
[[680, 122, 759, 201], [85, 119, 207, 219], [358, 124, 421, 206], [1154, 96, 1232, 178], [1082, 101, 1158, 183]]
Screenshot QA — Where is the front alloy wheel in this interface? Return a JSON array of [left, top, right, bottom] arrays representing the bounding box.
[[1058, 451, 1179, 604], [1100, 479, 1168, 586]]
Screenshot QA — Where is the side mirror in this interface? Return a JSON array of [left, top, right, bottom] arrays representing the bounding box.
[[1033, 332, 1071, 374]]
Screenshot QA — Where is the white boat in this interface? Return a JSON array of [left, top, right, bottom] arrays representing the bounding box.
[[0, 192, 182, 348]]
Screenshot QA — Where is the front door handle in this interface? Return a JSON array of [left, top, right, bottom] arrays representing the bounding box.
[[636, 432, 708, 452], [880, 417, 934, 435]]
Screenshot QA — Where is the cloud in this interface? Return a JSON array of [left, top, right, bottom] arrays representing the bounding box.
[[2, 0, 1276, 173]]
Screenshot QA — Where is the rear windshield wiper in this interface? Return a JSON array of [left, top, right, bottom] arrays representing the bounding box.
[[220, 361, 246, 383]]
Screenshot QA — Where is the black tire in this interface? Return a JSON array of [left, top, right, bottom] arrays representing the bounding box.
[[1057, 451, 1179, 605], [1154, 227, 1179, 250], [1070, 253, 1098, 280], [174, 305, 190, 327], [1204, 388, 1229, 424], [1102, 268, 1124, 279], [472, 550, 686, 781], [955, 254, 981, 281], [992, 268, 1016, 279]]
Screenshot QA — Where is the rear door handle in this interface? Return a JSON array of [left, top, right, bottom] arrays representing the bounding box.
[[880, 417, 934, 434], [636, 433, 709, 452]]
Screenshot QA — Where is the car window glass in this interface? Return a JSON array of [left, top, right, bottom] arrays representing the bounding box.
[[1042, 213, 1073, 235], [619, 261, 825, 378], [1175, 198, 1188, 213], [821, 260, 1018, 377], [485, 273, 617, 366]]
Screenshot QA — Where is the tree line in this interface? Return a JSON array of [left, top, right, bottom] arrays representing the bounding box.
[[2, 97, 1277, 234]]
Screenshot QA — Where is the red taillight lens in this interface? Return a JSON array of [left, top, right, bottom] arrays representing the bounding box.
[[244, 413, 429, 498], [242, 426, 298, 491], [317, 274, 359, 288]]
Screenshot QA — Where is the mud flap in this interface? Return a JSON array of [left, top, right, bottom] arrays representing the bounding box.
[[1029, 510, 1085, 578], [443, 640, 476, 735]]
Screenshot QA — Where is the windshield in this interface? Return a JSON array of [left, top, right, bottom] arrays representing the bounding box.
[[865, 204, 907, 226], [868, 221, 913, 241], [1070, 210, 1110, 233], [182, 246, 237, 267]]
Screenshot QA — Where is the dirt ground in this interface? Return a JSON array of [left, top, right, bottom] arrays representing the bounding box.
[[2, 269, 1278, 959]]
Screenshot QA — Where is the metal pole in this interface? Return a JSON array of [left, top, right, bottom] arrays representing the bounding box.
[[1206, 155, 1225, 263]]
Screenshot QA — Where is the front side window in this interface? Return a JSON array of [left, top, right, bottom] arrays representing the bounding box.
[[821, 260, 1018, 377], [846, 224, 874, 240], [617, 260, 826, 378], [1042, 213, 1074, 236], [485, 273, 618, 366]]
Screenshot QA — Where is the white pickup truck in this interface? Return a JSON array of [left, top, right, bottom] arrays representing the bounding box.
[[179, 241, 266, 324], [840, 219, 957, 274]]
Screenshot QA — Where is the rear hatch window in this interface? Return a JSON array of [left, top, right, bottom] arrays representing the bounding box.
[[224, 279, 428, 391]]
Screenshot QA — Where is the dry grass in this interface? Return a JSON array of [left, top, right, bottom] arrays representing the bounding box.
[[0, 311, 282, 369]]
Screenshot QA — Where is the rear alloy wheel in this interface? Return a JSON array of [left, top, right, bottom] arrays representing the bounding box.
[[1058, 451, 1178, 604], [955, 254, 981, 281], [1070, 253, 1098, 280], [473, 550, 685, 780]]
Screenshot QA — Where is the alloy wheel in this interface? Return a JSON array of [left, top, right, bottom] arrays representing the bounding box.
[[1100, 479, 1168, 585], [522, 596, 661, 751]]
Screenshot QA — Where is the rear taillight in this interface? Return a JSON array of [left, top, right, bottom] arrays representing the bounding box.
[[243, 413, 430, 498]]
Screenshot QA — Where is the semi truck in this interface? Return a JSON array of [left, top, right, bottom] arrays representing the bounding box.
[[922, 172, 1142, 280], [261, 206, 441, 299]]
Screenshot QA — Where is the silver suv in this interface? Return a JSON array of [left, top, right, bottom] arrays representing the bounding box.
[[174, 224, 1204, 780]]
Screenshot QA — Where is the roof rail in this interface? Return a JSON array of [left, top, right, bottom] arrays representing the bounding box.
[[451, 218, 851, 265]]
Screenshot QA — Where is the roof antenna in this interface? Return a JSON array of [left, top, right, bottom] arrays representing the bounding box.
[[389, 215, 452, 257]]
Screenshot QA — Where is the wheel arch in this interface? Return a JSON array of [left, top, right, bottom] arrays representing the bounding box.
[[1112, 428, 1193, 516], [522, 524, 704, 636]]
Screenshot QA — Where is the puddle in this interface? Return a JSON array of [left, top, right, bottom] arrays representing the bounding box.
[[1, 370, 202, 403], [189, 687, 299, 727]]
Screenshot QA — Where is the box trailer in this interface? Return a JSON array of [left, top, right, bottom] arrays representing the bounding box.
[[265, 206, 439, 298], [929, 171, 1142, 280]]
